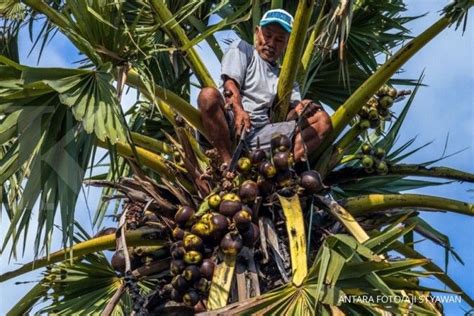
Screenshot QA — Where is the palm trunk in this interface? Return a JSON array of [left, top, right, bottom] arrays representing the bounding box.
[[311, 16, 451, 161], [341, 194, 474, 217], [0, 228, 167, 283], [148, 0, 215, 88], [326, 165, 474, 185], [272, 0, 316, 122]]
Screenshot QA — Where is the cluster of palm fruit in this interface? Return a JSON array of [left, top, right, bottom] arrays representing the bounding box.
[[163, 134, 325, 310], [359, 142, 389, 175], [358, 84, 398, 129]]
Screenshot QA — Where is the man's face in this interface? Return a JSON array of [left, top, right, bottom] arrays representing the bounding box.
[[255, 24, 290, 63]]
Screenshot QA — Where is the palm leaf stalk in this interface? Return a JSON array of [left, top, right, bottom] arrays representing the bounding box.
[[148, 0, 216, 88], [311, 15, 455, 162], [272, 0, 316, 122], [342, 194, 474, 217], [326, 165, 474, 185], [130, 132, 174, 155], [0, 228, 167, 283]]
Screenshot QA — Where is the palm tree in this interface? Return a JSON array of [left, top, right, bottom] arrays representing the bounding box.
[[1, 0, 473, 314]]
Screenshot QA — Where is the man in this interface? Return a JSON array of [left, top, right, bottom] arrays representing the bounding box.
[[198, 9, 332, 165]]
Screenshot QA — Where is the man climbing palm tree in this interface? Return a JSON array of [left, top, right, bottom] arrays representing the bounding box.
[[198, 9, 333, 165]]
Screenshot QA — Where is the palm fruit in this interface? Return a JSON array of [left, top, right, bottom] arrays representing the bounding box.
[[364, 166, 375, 174], [208, 194, 221, 210], [387, 87, 397, 98], [220, 232, 243, 256], [276, 170, 292, 188], [184, 250, 203, 265], [359, 119, 370, 129], [361, 155, 374, 168], [183, 234, 204, 252], [358, 105, 370, 118], [219, 193, 242, 217], [271, 134, 292, 152], [259, 161, 277, 178], [194, 301, 207, 313], [368, 107, 379, 120], [241, 223, 260, 247], [174, 206, 195, 227], [300, 170, 324, 194], [376, 85, 390, 97], [361, 143, 372, 155], [233, 209, 252, 231], [183, 265, 201, 282], [237, 157, 252, 173], [376, 160, 389, 175], [249, 149, 266, 165], [209, 213, 229, 236], [111, 250, 126, 273], [194, 278, 211, 293], [171, 241, 186, 259], [183, 290, 200, 307], [170, 260, 186, 276], [379, 95, 394, 109], [374, 147, 386, 159], [273, 151, 293, 171], [239, 180, 259, 203], [191, 221, 211, 238], [257, 178, 275, 196], [171, 275, 189, 293], [172, 226, 186, 240], [378, 107, 391, 119], [200, 259, 215, 280], [170, 289, 183, 302], [369, 118, 380, 129]]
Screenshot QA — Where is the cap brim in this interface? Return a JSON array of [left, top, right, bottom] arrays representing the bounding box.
[[260, 20, 292, 33]]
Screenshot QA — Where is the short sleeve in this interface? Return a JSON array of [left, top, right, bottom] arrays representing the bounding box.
[[221, 40, 253, 87]]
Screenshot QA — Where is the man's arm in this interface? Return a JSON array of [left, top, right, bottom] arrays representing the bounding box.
[[223, 77, 251, 135]]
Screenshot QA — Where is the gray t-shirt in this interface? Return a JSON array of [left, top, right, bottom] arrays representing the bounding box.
[[221, 40, 301, 128]]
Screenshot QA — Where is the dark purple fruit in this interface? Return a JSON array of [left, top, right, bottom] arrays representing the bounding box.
[[259, 161, 277, 178], [144, 211, 159, 222], [170, 260, 186, 276], [271, 134, 292, 152], [172, 226, 186, 240], [184, 250, 203, 264], [170, 288, 183, 302], [219, 193, 242, 217], [209, 213, 229, 235], [233, 210, 252, 231], [242, 223, 260, 247], [183, 234, 203, 252], [208, 194, 221, 210], [220, 232, 243, 256], [171, 242, 185, 260], [300, 170, 324, 194], [111, 250, 126, 273], [276, 170, 292, 188], [237, 157, 252, 173], [257, 178, 275, 196], [194, 278, 210, 293], [183, 265, 201, 282], [200, 259, 215, 280], [171, 275, 189, 292], [175, 206, 195, 227], [183, 290, 200, 307], [249, 149, 266, 165], [94, 227, 116, 238], [239, 180, 259, 203], [273, 151, 293, 171]]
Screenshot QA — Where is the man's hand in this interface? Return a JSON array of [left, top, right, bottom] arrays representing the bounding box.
[[234, 108, 251, 136], [294, 99, 323, 117]]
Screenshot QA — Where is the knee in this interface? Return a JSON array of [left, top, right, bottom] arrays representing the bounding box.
[[198, 87, 223, 113]]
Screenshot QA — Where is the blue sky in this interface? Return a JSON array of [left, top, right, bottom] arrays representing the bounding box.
[[1, 1, 473, 314]]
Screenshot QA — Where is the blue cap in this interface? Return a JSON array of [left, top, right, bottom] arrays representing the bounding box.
[[260, 9, 294, 33]]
